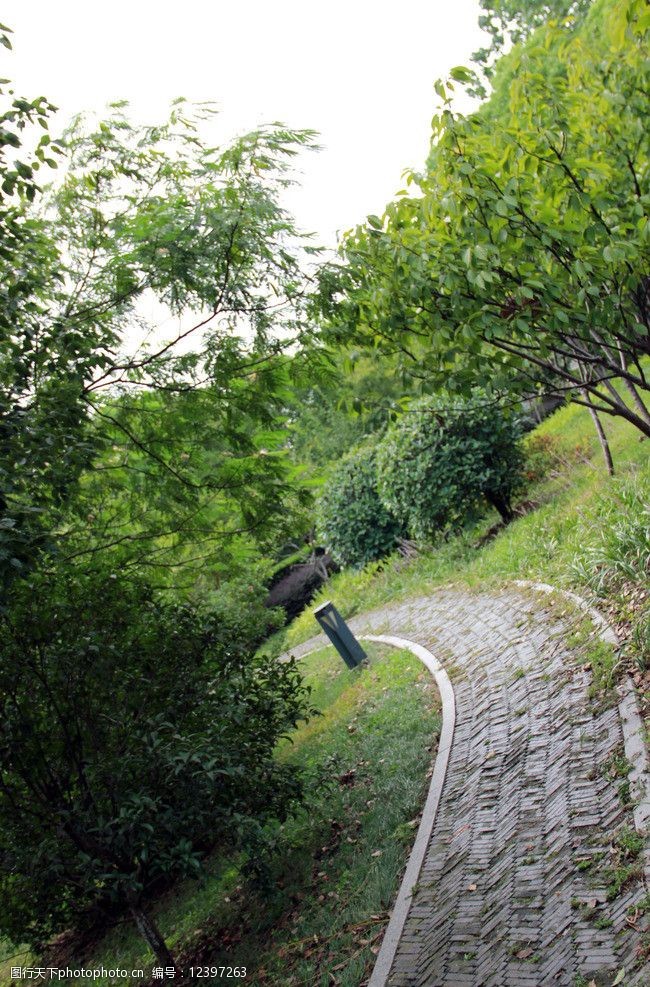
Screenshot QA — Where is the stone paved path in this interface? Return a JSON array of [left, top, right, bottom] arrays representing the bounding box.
[[288, 586, 649, 986]]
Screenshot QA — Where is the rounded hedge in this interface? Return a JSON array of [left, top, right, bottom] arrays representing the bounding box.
[[376, 394, 524, 540], [316, 443, 406, 568]]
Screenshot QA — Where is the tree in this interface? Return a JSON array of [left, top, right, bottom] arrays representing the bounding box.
[[317, 0, 650, 467], [376, 395, 524, 539], [0, 564, 313, 970], [472, 0, 593, 77], [285, 348, 421, 473], [1, 92, 318, 592], [0, 44, 319, 969]]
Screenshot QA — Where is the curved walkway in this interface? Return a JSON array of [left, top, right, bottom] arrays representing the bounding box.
[[288, 585, 649, 986]]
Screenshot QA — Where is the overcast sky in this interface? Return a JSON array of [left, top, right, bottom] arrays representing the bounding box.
[[5, 0, 486, 249]]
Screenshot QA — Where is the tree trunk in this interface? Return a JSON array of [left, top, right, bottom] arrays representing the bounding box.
[[484, 490, 514, 523], [130, 902, 183, 977], [623, 378, 650, 429], [583, 391, 614, 475]]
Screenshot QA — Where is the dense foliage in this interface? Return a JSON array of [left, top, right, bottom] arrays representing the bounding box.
[[472, 0, 593, 75], [318, 0, 650, 458], [316, 443, 406, 567], [0, 39, 317, 966], [0, 90, 317, 593], [0, 565, 312, 957], [376, 396, 524, 538], [197, 572, 286, 657], [285, 350, 421, 476]]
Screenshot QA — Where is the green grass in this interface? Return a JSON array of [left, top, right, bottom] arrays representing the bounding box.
[[27, 643, 440, 987], [264, 401, 649, 667]]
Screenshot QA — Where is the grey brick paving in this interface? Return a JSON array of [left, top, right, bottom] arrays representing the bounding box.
[[288, 587, 649, 986]]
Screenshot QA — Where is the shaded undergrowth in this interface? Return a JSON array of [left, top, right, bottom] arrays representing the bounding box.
[[2, 644, 440, 987]]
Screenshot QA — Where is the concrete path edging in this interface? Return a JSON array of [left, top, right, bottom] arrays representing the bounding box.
[[360, 635, 456, 987]]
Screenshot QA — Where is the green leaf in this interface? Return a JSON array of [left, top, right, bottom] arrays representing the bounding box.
[[450, 66, 472, 83]]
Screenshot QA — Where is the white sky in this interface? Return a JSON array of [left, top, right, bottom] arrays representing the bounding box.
[[4, 0, 486, 250]]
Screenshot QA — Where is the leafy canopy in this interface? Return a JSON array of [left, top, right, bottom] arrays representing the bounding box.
[[0, 95, 318, 591], [318, 0, 650, 444], [472, 0, 593, 74]]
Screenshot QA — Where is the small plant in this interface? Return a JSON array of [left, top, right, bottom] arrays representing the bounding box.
[[633, 893, 650, 916], [598, 828, 645, 902], [587, 639, 621, 697], [615, 827, 644, 859], [604, 749, 633, 780], [603, 748, 633, 808], [630, 609, 650, 671], [605, 864, 641, 901]]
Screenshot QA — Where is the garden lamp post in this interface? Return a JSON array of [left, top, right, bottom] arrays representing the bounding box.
[[313, 601, 367, 669]]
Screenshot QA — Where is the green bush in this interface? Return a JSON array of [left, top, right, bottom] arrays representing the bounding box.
[[316, 444, 406, 568], [0, 564, 313, 956], [376, 394, 524, 540], [199, 574, 286, 656]]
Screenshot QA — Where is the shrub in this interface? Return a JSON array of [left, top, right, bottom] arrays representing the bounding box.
[[316, 444, 406, 568], [376, 394, 524, 540], [200, 573, 286, 656], [522, 432, 563, 483], [0, 564, 313, 964]]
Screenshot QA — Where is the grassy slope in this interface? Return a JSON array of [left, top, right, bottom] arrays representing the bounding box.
[[1, 643, 439, 987], [268, 402, 649, 662]]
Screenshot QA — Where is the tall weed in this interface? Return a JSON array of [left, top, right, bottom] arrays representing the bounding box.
[[571, 471, 650, 595]]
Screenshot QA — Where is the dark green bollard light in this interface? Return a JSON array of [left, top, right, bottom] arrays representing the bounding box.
[[313, 600, 367, 669]]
